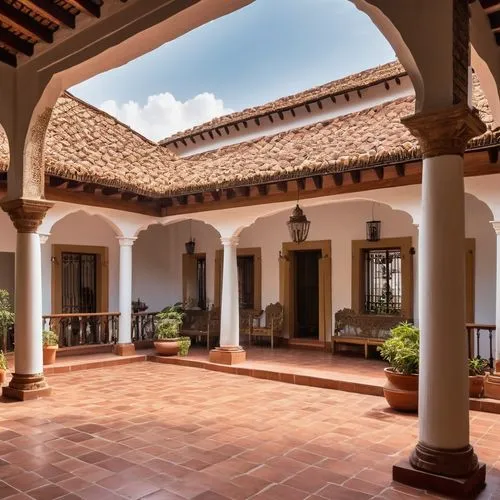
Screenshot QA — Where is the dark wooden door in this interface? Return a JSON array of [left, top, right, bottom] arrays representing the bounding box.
[[295, 250, 321, 338], [61, 252, 97, 314]]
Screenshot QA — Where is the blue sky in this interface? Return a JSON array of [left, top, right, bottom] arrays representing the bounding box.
[[71, 0, 395, 141]]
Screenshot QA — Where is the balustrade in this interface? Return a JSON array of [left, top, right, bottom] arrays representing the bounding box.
[[466, 323, 495, 369], [42, 312, 120, 347], [131, 312, 159, 342]]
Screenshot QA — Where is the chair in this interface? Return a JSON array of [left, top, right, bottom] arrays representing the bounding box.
[[250, 302, 284, 349]]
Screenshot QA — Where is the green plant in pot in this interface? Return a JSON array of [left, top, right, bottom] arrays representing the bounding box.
[[378, 321, 419, 412], [154, 305, 185, 356], [42, 330, 59, 366], [0, 350, 7, 385], [0, 290, 14, 353], [469, 357, 489, 398]]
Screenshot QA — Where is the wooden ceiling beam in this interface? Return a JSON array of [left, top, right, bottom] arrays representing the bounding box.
[[488, 147, 499, 164], [63, 0, 101, 18], [277, 181, 288, 193], [333, 173, 343, 186], [21, 0, 76, 28], [49, 177, 68, 188], [211, 190, 220, 201], [102, 187, 119, 196], [0, 47, 16, 67], [296, 178, 306, 191], [350, 171, 361, 184], [374, 166, 384, 180], [194, 193, 204, 203], [0, 3, 53, 42], [395, 165, 406, 177], [257, 184, 268, 196], [0, 26, 33, 56], [312, 175, 323, 189]]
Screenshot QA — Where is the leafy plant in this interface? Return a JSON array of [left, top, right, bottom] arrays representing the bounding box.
[[0, 290, 14, 340], [378, 321, 419, 375], [469, 357, 489, 376], [0, 350, 7, 371], [178, 337, 191, 356], [42, 330, 59, 347], [155, 305, 185, 340]]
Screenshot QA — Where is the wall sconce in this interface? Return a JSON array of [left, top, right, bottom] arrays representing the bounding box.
[[366, 202, 381, 242]]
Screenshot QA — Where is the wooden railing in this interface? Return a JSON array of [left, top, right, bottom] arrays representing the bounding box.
[[42, 312, 120, 347], [131, 312, 159, 342], [466, 323, 495, 369]]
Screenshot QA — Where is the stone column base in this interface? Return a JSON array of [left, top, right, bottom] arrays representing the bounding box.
[[2, 373, 52, 401], [112, 343, 136, 356], [393, 443, 486, 498], [209, 346, 246, 365]]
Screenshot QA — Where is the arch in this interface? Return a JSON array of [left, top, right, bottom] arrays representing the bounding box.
[[40, 206, 124, 237]]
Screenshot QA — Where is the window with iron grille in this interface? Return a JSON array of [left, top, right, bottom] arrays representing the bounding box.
[[364, 248, 402, 315], [237, 256, 254, 310], [61, 252, 97, 314]]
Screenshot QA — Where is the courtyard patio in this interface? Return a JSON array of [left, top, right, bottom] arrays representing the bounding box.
[[0, 362, 499, 499]]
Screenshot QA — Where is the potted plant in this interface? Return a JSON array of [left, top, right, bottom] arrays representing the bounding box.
[[378, 322, 419, 412], [0, 350, 7, 385], [469, 357, 489, 398], [0, 290, 14, 353], [154, 305, 185, 355], [42, 330, 59, 365]]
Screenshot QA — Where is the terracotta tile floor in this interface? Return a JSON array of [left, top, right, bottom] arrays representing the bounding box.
[[1, 363, 500, 499]]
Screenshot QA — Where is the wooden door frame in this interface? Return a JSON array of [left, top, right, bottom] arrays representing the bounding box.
[[182, 252, 206, 307], [52, 244, 109, 314], [279, 240, 332, 342]]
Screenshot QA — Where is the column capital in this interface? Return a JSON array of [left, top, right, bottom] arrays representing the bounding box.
[[492, 221, 500, 235], [1, 198, 54, 233], [38, 233, 50, 245], [221, 236, 239, 247], [401, 104, 486, 159], [117, 237, 137, 247]]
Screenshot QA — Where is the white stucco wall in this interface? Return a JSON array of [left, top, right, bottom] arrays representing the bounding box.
[[132, 220, 221, 312]]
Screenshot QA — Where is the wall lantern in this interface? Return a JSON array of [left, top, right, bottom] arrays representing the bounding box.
[[366, 203, 381, 242], [132, 298, 148, 313], [185, 220, 196, 254], [287, 188, 310, 243], [366, 220, 381, 242]]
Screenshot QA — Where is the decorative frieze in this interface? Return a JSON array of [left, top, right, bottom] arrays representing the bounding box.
[[1, 198, 54, 233]]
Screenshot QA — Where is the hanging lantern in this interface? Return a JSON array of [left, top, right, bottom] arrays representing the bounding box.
[[185, 238, 196, 255], [287, 204, 311, 243], [366, 220, 381, 242]]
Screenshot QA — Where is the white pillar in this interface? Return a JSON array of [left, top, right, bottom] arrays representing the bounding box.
[[220, 236, 239, 347], [16, 232, 44, 375], [396, 105, 486, 485], [1, 199, 53, 400], [115, 237, 136, 355], [209, 235, 246, 365], [492, 222, 500, 363], [418, 155, 469, 450]]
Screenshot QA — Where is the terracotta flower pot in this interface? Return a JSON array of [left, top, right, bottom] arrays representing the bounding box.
[[154, 339, 180, 356], [0, 369, 6, 385], [43, 345, 58, 365], [484, 373, 500, 400], [383, 367, 418, 412], [469, 375, 485, 398]]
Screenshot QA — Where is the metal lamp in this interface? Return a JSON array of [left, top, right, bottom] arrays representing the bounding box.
[[287, 204, 311, 243], [366, 220, 381, 242]]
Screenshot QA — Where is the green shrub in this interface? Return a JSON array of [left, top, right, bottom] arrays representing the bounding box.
[[377, 321, 419, 375], [155, 305, 185, 340], [0, 290, 14, 341], [42, 330, 59, 347], [469, 357, 489, 376], [0, 350, 7, 371], [178, 337, 191, 356]]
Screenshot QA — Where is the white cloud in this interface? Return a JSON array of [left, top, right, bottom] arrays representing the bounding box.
[[100, 92, 233, 142]]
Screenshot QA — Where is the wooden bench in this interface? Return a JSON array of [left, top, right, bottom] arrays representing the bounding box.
[[333, 308, 406, 359]]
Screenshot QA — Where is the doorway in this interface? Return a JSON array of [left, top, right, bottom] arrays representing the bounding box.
[[294, 250, 321, 338], [279, 240, 332, 343]]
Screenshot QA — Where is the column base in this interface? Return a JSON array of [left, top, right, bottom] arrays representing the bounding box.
[[393, 442, 485, 498], [112, 343, 136, 356], [393, 460, 486, 498], [209, 346, 246, 365], [484, 372, 500, 399], [2, 373, 51, 401]]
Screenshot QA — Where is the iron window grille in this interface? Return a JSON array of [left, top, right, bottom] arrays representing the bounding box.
[[196, 256, 207, 310], [364, 248, 402, 315], [237, 255, 255, 310]]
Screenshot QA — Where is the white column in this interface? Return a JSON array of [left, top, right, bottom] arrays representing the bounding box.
[[418, 155, 469, 450], [15, 232, 44, 375], [118, 237, 136, 345], [492, 222, 500, 363], [220, 236, 240, 347]]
